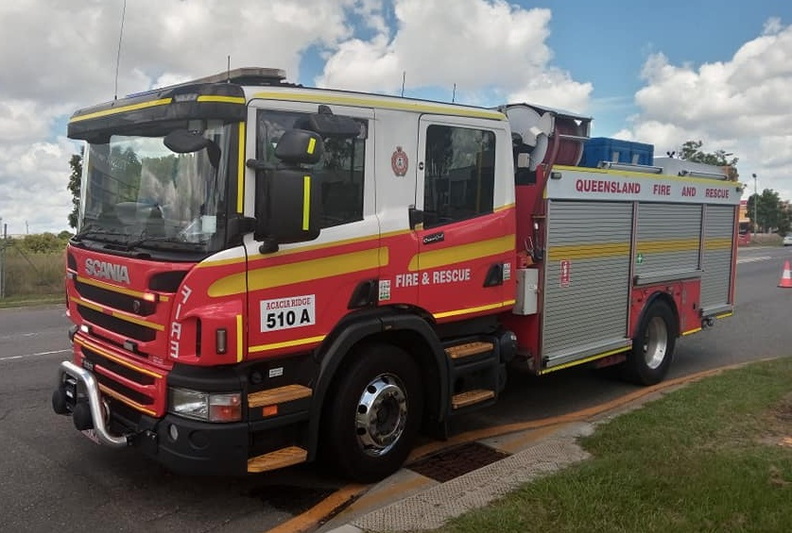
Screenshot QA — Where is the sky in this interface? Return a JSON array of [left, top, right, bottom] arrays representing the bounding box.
[[1, 0, 791, 235]]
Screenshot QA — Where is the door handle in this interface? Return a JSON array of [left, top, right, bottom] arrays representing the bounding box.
[[408, 207, 424, 229]]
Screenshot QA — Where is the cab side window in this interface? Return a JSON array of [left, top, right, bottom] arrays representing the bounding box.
[[424, 125, 495, 228], [257, 110, 366, 228]]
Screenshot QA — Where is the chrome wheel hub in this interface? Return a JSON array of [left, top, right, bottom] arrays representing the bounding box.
[[355, 373, 408, 457], [642, 316, 668, 370]]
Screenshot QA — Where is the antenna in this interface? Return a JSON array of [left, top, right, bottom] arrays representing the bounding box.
[[113, 0, 128, 100], [401, 71, 406, 97], [227, 55, 231, 82], [452, 83, 456, 103]]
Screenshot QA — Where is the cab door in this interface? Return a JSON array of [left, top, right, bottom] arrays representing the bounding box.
[[242, 100, 378, 358], [413, 115, 513, 321]]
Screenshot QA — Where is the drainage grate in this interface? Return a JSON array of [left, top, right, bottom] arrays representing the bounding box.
[[409, 442, 510, 483], [248, 484, 335, 514]]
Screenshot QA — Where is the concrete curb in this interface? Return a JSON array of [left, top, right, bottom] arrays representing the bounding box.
[[323, 423, 593, 532]]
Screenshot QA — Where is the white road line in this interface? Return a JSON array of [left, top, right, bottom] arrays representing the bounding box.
[[0, 348, 71, 363], [737, 255, 772, 264], [0, 332, 40, 341]]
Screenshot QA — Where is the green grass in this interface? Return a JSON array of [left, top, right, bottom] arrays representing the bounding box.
[[0, 294, 64, 309], [0, 250, 64, 303], [441, 358, 792, 533]]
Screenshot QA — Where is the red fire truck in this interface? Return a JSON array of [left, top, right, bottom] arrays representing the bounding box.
[[52, 68, 740, 481]]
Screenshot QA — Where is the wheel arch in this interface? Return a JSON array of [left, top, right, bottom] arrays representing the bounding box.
[[306, 306, 448, 460], [633, 291, 680, 340]]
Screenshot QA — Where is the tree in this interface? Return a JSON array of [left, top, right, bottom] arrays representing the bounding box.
[[679, 140, 739, 180], [746, 189, 789, 234], [67, 149, 83, 229], [18, 232, 67, 254]]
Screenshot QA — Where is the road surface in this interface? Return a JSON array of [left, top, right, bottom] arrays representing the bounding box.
[[0, 246, 790, 532]]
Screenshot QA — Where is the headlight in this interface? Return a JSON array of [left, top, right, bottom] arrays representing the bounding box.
[[169, 387, 242, 423]]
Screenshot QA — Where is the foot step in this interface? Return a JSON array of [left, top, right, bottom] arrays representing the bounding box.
[[445, 341, 494, 360], [248, 385, 312, 408], [452, 389, 495, 409], [247, 446, 307, 473]]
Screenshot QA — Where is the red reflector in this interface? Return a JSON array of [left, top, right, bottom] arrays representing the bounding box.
[[262, 405, 278, 417]]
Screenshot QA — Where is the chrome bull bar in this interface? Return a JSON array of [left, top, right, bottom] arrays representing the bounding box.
[[58, 361, 130, 448]]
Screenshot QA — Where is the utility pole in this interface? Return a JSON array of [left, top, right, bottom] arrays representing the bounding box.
[[752, 173, 758, 237], [0, 217, 5, 299]]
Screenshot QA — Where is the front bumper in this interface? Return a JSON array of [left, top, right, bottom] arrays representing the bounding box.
[[53, 360, 249, 476]]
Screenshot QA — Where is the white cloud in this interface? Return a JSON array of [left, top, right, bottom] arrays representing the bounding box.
[[317, 0, 591, 112], [0, 0, 356, 234], [617, 19, 792, 200], [0, 0, 595, 234], [0, 137, 75, 235]]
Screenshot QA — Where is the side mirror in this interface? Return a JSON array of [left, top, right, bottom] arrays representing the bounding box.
[[254, 168, 322, 251], [274, 129, 324, 165], [247, 130, 324, 171]]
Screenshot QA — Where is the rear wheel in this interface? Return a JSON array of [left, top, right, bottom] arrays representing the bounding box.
[[322, 343, 423, 482], [623, 301, 677, 385]]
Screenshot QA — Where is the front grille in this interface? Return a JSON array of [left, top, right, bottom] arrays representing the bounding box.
[[83, 348, 154, 386], [95, 372, 154, 406], [75, 280, 155, 316], [78, 305, 157, 342], [78, 343, 165, 416]]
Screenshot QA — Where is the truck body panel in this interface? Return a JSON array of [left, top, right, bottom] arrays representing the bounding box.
[[53, 68, 741, 480]]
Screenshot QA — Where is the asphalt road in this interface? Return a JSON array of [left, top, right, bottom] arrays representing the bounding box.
[[1, 246, 790, 532]]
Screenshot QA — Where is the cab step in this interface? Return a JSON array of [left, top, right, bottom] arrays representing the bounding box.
[[445, 341, 495, 360], [247, 446, 307, 473], [248, 384, 312, 408], [451, 389, 495, 409]]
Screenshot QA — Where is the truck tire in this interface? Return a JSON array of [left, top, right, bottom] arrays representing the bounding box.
[[623, 301, 677, 386], [322, 343, 423, 482]]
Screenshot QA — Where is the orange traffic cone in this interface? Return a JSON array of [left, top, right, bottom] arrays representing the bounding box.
[[779, 260, 792, 288]]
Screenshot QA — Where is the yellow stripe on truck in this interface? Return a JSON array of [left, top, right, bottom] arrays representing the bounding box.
[[208, 247, 388, 297], [547, 242, 631, 261], [302, 176, 311, 230], [69, 98, 173, 122], [407, 235, 514, 271], [237, 121, 246, 213], [252, 91, 506, 120]]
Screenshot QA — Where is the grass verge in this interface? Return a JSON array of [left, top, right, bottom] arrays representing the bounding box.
[[0, 294, 64, 309], [440, 358, 792, 533]]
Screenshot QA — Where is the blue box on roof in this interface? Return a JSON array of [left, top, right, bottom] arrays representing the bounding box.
[[580, 137, 654, 168]]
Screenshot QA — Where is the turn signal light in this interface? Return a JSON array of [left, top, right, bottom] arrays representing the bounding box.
[[209, 393, 241, 422], [216, 328, 228, 354]]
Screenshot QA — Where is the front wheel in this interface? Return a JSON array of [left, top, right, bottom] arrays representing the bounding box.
[[322, 343, 423, 482], [623, 301, 677, 385]]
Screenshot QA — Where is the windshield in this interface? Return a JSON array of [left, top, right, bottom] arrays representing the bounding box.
[[77, 120, 234, 253]]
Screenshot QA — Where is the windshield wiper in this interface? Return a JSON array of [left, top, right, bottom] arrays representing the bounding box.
[[124, 233, 204, 252], [73, 224, 130, 243]]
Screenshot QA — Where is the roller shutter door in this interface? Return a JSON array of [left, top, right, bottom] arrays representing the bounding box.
[[635, 203, 702, 280], [701, 205, 735, 313], [543, 201, 632, 366]]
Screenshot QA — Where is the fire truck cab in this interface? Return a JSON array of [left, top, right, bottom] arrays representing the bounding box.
[[53, 68, 740, 481]]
